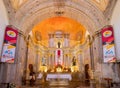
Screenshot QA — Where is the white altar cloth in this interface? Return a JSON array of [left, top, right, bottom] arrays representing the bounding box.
[[46, 73, 72, 81]]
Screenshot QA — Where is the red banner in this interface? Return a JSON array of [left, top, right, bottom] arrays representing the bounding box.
[[101, 25, 116, 63], [1, 25, 18, 63]]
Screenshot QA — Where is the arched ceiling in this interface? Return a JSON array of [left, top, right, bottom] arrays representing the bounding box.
[[3, 0, 117, 48], [4, 0, 117, 32], [10, 0, 109, 11], [92, 0, 109, 11], [11, 0, 106, 32], [32, 17, 86, 47], [10, 0, 28, 10]]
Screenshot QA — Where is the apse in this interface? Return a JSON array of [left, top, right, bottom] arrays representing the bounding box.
[[32, 16, 86, 47]]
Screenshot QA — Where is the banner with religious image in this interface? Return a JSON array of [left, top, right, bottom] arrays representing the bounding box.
[[101, 25, 116, 63], [1, 25, 18, 63]]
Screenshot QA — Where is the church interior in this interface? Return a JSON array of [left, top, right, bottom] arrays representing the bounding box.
[[0, 0, 120, 88]]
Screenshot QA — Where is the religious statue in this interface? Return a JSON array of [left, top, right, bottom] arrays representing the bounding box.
[[85, 64, 90, 86], [28, 64, 36, 86], [42, 57, 46, 66], [72, 56, 76, 66], [58, 42, 61, 48]]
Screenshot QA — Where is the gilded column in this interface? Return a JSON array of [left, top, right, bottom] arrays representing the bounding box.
[[64, 54, 66, 68], [53, 51, 55, 68], [68, 53, 70, 67]]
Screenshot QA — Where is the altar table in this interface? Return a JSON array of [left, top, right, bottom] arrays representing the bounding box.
[[46, 73, 72, 81]]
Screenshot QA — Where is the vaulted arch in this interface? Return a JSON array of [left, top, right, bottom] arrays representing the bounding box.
[[4, 0, 107, 35]]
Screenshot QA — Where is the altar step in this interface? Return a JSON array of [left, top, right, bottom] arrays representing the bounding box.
[[49, 82, 69, 86], [49, 85, 69, 88], [49, 87, 68, 88], [49, 80, 69, 88]]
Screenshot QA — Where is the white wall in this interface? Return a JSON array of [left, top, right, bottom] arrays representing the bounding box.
[[111, 0, 120, 61], [0, 0, 9, 56]]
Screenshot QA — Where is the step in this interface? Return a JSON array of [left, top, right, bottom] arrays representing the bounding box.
[[49, 81, 69, 86]]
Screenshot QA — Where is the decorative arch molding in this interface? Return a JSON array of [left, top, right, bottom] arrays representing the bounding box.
[[20, 6, 99, 35], [103, 0, 117, 22], [4, 0, 106, 35]]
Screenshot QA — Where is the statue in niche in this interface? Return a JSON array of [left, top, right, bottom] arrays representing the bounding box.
[[35, 31, 41, 41], [58, 42, 61, 48], [42, 57, 46, 66], [72, 56, 76, 66]]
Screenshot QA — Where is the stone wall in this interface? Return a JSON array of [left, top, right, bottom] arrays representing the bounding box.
[[0, 0, 9, 55]]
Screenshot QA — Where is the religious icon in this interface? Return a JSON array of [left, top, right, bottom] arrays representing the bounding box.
[[58, 42, 61, 48], [35, 31, 41, 41], [72, 56, 76, 66], [28, 64, 36, 86], [42, 57, 46, 66]]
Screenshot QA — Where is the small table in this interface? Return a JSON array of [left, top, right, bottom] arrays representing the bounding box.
[[103, 78, 112, 88]]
